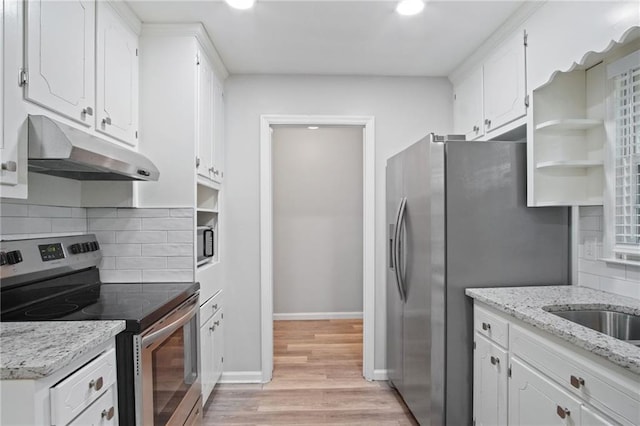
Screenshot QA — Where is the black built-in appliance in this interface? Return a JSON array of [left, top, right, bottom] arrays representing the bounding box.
[[196, 225, 214, 264], [0, 234, 201, 425]]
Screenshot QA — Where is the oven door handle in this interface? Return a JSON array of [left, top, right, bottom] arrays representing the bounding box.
[[141, 297, 199, 347]]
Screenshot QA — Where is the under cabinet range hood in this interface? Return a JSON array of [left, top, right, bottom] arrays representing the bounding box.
[[27, 115, 159, 181]]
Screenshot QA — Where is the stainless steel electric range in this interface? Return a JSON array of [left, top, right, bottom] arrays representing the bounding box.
[[0, 234, 201, 426]]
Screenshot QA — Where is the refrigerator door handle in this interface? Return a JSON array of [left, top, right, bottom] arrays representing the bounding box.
[[394, 197, 407, 302]]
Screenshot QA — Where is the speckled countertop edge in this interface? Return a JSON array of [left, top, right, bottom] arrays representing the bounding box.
[[465, 286, 640, 375], [1, 321, 125, 380]]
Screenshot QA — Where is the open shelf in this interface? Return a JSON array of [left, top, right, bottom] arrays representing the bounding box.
[[536, 160, 604, 169], [535, 119, 603, 133], [197, 207, 219, 214], [534, 199, 603, 207]]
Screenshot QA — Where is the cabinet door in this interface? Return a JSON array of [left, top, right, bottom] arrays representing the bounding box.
[[200, 314, 214, 403], [483, 30, 527, 133], [25, 0, 95, 125], [211, 77, 224, 183], [453, 67, 484, 140], [509, 357, 581, 426], [212, 308, 224, 386], [473, 333, 507, 426], [96, 1, 139, 146], [197, 51, 214, 180]]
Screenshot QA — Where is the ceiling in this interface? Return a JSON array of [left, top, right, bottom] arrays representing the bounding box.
[[127, 0, 526, 77]]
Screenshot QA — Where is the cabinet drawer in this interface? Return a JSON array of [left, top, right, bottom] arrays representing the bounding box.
[[200, 290, 222, 325], [67, 386, 118, 426], [50, 348, 117, 426], [474, 305, 509, 347], [510, 325, 639, 425]]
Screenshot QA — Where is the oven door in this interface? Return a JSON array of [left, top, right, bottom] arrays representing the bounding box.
[[135, 294, 201, 426]]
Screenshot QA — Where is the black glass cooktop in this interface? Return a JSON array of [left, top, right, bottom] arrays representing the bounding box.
[[1, 268, 199, 333]]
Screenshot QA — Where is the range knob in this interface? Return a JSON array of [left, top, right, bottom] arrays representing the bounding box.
[[92, 241, 100, 251], [82, 242, 91, 253], [0, 252, 7, 266], [70, 243, 81, 254], [6, 250, 23, 265]]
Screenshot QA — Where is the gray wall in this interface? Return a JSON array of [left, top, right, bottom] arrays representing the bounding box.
[[222, 75, 452, 374], [273, 126, 363, 315]]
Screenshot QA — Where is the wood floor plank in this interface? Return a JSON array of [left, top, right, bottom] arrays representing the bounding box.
[[204, 319, 418, 425]]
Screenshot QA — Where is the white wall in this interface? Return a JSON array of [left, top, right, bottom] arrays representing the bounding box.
[[273, 126, 363, 317], [577, 206, 640, 299], [222, 75, 452, 374]]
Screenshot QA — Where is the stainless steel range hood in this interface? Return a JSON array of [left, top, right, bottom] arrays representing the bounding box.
[[27, 115, 159, 181]]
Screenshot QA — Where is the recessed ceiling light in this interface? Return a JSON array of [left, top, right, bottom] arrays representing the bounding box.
[[224, 0, 255, 10], [396, 0, 425, 16], [308, 126, 319, 130]]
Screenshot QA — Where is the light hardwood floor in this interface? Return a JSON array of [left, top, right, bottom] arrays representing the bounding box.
[[204, 319, 418, 425]]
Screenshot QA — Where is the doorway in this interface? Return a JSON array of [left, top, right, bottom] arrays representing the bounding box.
[[260, 115, 375, 382]]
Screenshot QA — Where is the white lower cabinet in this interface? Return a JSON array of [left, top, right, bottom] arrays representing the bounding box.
[[508, 357, 581, 426], [200, 290, 224, 404], [474, 333, 508, 426], [472, 303, 640, 426]]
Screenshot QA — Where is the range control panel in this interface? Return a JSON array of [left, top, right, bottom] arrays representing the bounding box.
[[0, 235, 102, 289]]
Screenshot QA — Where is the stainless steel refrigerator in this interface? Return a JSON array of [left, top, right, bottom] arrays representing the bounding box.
[[386, 134, 570, 425]]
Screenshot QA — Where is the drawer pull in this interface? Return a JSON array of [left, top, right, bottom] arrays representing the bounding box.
[[482, 322, 491, 331], [213, 304, 218, 310], [490, 356, 500, 365], [209, 325, 216, 332], [214, 320, 220, 326], [556, 405, 570, 419], [570, 375, 585, 388], [89, 377, 104, 391], [102, 407, 115, 420]]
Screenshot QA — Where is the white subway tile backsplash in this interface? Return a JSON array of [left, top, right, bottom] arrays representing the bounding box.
[[116, 231, 167, 244], [168, 231, 193, 243], [599, 277, 640, 300], [168, 256, 193, 269], [71, 208, 87, 218], [1, 217, 52, 234], [0, 203, 28, 217], [117, 208, 169, 218], [28, 205, 72, 218], [88, 218, 142, 231], [579, 215, 601, 232], [92, 231, 116, 244], [100, 257, 116, 270], [87, 208, 117, 218], [142, 218, 192, 231], [577, 272, 600, 290], [579, 206, 602, 217], [170, 208, 194, 217], [626, 265, 640, 282], [143, 269, 193, 282], [51, 218, 87, 233], [101, 243, 142, 257], [100, 269, 142, 283], [117, 257, 167, 270], [142, 244, 192, 256]]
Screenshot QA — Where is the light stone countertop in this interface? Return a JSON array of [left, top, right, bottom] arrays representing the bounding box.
[[465, 286, 640, 374], [1, 321, 125, 380]]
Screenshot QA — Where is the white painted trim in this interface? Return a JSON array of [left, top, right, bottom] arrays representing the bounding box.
[[373, 369, 388, 381], [571, 207, 579, 285], [260, 114, 376, 384], [107, 0, 142, 35], [273, 312, 363, 321], [219, 371, 263, 384], [141, 23, 229, 79]]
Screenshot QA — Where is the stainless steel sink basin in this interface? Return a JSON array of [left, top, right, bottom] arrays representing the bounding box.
[[549, 310, 640, 346]]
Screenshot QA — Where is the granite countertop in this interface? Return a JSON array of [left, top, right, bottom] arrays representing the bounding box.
[[465, 286, 640, 374], [1, 321, 125, 380]]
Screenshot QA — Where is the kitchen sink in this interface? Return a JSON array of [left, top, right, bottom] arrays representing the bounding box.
[[548, 309, 640, 346]]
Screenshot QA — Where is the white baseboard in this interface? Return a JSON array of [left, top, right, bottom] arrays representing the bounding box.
[[273, 311, 363, 320], [219, 371, 263, 384], [373, 369, 388, 381]]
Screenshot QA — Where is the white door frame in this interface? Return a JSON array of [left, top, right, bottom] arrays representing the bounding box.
[[260, 114, 376, 382]]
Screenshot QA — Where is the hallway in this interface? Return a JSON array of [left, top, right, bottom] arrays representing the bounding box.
[[204, 319, 417, 425]]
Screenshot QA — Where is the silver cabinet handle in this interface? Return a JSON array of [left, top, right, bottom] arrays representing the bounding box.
[[89, 376, 104, 391], [214, 320, 220, 326], [209, 325, 216, 332], [213, 169, 220, 176], [82, 107, 93, 116], [490, 356, 499, 365], [101, 407, 115, 420], [472, 125, 479, 132], [570, 375, 585, 388], [1, 161, 17, 172], [102, 117, 112, 125], [196, 157, 201, 168], [556, 405, 570, 419], [484, 118, 491, 127], [482, 322, 491, 331], [212, 304, 218, 311]]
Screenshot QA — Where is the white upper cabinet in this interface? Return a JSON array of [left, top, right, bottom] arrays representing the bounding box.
[[24, 0, 95, 125], [212, 77, 224, 183], [96, 1, 139, 146], [453, 67, 484, 140], [197, 50, 214, 181], [483, 31, 527, 134]]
